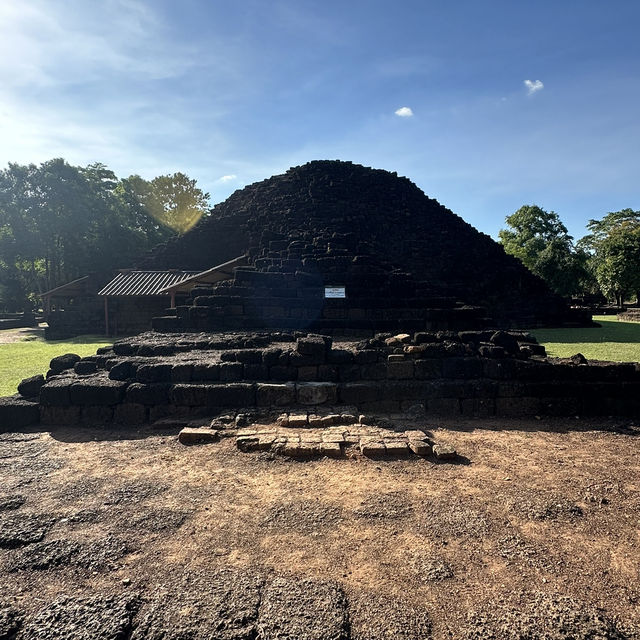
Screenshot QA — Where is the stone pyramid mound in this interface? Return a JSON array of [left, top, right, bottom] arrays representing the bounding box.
[[141, 160, 585, 333]]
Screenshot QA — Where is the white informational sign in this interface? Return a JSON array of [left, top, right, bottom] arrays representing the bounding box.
[[324, 286, 346, 299]]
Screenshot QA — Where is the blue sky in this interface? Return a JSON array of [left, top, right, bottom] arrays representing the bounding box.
[[1, 0, 638, 240]]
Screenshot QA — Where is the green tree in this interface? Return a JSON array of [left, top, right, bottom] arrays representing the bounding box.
[[579, 209, 640, 306], [129, 172, 210, 234], [498, 205, 586, 297], [0, 159, 209, 310]]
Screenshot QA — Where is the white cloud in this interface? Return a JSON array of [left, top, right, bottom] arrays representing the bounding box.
[[395, 106, 414, 117], [216, 174, 237, 183], [524, 79, 544, 95]]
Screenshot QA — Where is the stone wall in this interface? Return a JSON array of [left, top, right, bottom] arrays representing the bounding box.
[[106, 298, 171, 336], [45, 302, 104, 339], [5, 329, 636, 429]]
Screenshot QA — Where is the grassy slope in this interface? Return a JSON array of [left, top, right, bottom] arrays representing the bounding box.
[[532, 315, 640, 362], [0, 334, 112, 396]]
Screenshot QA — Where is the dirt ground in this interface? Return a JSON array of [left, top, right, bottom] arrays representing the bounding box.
[[1, 415, 639, 639], [0, 325, 45, 344]]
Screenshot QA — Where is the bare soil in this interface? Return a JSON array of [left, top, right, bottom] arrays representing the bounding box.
[[0, 325, 45, 344], [1, 416, 639, 639]]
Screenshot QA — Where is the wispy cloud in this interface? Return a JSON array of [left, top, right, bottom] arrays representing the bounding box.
[[395, 106, 414, 117], [524, 79, 544, 95], [0, 1, 247, 180], [216, 174, 237, 183]]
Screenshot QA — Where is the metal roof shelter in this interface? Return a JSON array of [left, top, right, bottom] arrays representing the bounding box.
[[40, 276, 95, 315], [97, 259, 247, 335], [98, 270, 200, 336], [157, 255, 247, 297], [98, 270, 200, 297]]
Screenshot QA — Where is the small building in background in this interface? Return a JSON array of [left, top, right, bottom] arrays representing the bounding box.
[[97, 270, 200, 336]]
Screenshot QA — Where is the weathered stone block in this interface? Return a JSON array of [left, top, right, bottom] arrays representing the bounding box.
[[483, 358, 518, 379], [360, 440, 385, 457], [243, 364, 269, 380], [495, 396, 543, 416], [288, 413, 308, 427], [39, 378, 73, 406], [408, 440, 432, 455], [328, 349, 354, 364], [49, 353, 81, 374], [171, 364, 193, 383], [148, 404, 176, 422], [69, 378, 128, 406], [126, 383, 171, 405], [206, 383, 256, 407], [290, 351, 324, 367], [384, 381, 429, 401], [297, 336, 329, 359], [338, 382, 380, 404], [427, 398, 461, 415], [136, 364, 173, 383], [113, 403, 147, 425], [169, 384, 209, 407], [478, 345, 506, 359], [317, 365, 339, 382], [442, 357, 483, 379], [74, 360, 98, 376], [80, 405, 114, 424], [460, 398, 496, 417], [17, 375, 45, 398], [357, 400, 401, 413], [297, 366, 319, 381], [256, 383, 296, 407], [269, 365, 298, 381], [191, 363, 220, 381], [383, 440, 410, 456], [490, 330, 520, 354], [178, 427, 219, 445], [112, 342, 134, 356], [320, 442, 343, 458], [297, 382, 337, 405], [387, 360, 414, 379], [108, 361, 138, 381], [219, 362, 244, 382], [40, 405, 81, 425], [236, 435, 260, 452], [360, 363, 387, 380], [293, 442, 319, 458], [338, 365, 361, 382], [0, 396, 40, 429], [432, 443, 457, 460], [354, 350, 379, 364], [262, 348, 283, 367]]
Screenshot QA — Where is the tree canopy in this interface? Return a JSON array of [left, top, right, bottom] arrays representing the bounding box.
[[578, 209, 640, 306], [498, 205, 588, 297], [0, 159, 210, 311]]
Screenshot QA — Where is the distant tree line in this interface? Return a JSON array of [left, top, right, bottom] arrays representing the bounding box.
[[499, 205, 640, 306], [0, 158, 210, 311]]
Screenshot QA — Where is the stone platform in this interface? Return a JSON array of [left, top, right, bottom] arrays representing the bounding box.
[[3, 327, 639, 433], [177, 410, 456, 461]]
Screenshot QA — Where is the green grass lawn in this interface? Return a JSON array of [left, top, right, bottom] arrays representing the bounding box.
[[532, 315, 640, 362], [0, 333, 112, 397]]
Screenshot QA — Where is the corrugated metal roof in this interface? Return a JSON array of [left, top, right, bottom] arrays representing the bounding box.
[[41, 275, 91, 298], [157, 255, 247, 294], [98, 271, 200, 297]]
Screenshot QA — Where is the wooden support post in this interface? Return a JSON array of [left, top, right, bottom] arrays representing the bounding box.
[[104, 297, 109, 336]]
